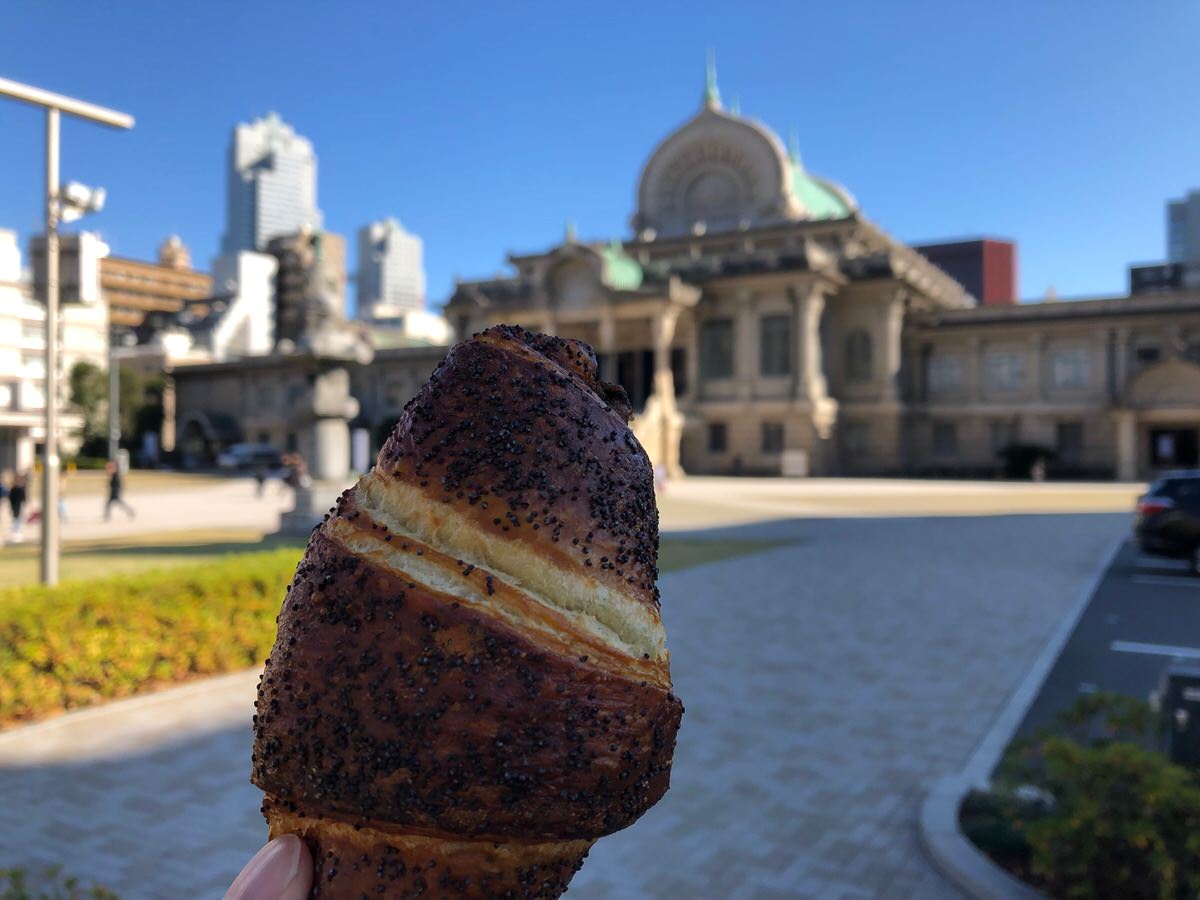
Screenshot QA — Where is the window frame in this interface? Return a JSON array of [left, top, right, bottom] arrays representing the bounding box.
[[844, 328, 873, 383], [932, 422, 959, 459], [984, 350, 1028, 392], [926, 353, 964, 394], [699, 318, 735, 380], [759, 314, 792, 377], [707, 421, 728, 453], [760, 421, 784, 454], [1050, 346, 1092, 391]]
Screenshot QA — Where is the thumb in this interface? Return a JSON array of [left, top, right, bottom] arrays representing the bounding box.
[[224, 834, 313, 900]]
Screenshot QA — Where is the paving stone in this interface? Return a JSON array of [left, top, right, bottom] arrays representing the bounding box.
[[0, 512, 1120, 898]]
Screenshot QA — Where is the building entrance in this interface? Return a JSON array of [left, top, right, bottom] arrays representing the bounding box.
[[1149, 427, 1200, 468]]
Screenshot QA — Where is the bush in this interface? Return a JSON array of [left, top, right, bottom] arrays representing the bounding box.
[[974, 694, 1200, 899], [1023, 739, 1200, 899], [0, 866, 117, 899], [998, 443, 1056, 480], [66, 456, 109, 471], [0, 549, 297, 726]]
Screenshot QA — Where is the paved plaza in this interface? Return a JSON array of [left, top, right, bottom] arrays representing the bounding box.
[[0, 479, 1129, 898]]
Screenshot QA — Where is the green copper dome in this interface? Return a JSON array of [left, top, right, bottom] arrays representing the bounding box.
[[785, 128, 855, 220], [791, 163, 855, 220], [600, 240, 644, 290]]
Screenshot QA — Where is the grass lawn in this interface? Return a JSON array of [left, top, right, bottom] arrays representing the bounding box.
[[0, 529, 790, 588]]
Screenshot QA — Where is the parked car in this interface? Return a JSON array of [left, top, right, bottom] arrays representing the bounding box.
[[216, 443, 282, 472], [1134, 471, 1200, 574]]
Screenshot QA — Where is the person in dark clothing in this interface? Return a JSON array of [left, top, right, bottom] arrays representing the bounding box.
[[7, 471, 27, 540], [254, 464, 267, 498], [104, 461, 135, 521]]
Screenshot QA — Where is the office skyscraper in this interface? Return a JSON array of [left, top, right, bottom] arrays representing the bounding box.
[[221, 112, 323, 255], [1167, 189, 1200, 264], [356, 218, 425, 319]]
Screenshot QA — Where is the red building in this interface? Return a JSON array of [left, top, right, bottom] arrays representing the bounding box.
[[913, 238, 1017, 306]]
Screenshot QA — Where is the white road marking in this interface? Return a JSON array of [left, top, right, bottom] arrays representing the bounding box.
[[1130, 575, 1200, 589], [1111, 641, 1200, 659], [1136, 555, 1192, 571]]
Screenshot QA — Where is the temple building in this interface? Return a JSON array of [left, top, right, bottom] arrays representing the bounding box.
[[174, 67, 1200, 481]]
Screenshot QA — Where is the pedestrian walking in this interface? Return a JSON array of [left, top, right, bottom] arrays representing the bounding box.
[[282, 454, 299, 494], [8, 471, 27, 541], [104, 460, 135, 521], [254, 464, 267, 498]]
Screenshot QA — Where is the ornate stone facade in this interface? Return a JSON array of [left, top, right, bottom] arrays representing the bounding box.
[[444, 80, 1200, 481], [174, 74, 1200, 482]]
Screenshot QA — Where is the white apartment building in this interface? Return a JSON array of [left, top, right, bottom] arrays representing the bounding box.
[[356, 218, 425, 319], [0, 229, 109, 473], [220, 113, 323, 255]]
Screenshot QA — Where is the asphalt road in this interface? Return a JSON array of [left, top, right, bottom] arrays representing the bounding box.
[[1017, 535, 1200, 739]]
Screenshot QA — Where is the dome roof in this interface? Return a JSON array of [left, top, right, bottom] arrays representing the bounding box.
[[633, 59, 857, 235], [789, 156, 856, 221]]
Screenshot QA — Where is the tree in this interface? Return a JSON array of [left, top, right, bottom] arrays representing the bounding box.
[[67, 361, 166, 460], [68, 360, 108, 457]]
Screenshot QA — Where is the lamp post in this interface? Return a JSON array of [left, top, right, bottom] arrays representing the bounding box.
[[0, 77, 133, 585]]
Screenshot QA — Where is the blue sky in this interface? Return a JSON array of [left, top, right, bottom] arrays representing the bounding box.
[[1, 1, 1197, 311]]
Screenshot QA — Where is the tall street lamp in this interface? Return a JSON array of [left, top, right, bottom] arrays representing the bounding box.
[[0, 77, 133, 585]]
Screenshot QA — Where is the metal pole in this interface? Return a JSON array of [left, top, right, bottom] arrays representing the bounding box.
[[108, 334, 119, 462], [41, 107, 60, 585]]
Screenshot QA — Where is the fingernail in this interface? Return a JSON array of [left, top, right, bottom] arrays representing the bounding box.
[[225, 834, 303, 900]]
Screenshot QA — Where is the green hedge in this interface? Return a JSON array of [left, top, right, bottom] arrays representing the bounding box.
[[971, 693, 1200, 899], [0, 549, 297, 726]]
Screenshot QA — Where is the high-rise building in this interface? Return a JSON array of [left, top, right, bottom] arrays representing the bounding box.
[[913, 237, 1018, 306], [220, 112, 323, 255], [356, 218, 425, 319], [1167, 190, 1200, 263], [100, 236, 212, 328]]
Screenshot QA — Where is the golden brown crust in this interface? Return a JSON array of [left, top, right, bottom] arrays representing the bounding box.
[[265, 799, 593, 899], [375, 325, 661, 611], [252, 528, 683, 840], [323, 493, 669, 688]]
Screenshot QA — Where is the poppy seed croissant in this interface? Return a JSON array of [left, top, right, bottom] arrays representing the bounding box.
[[251, 325, 684, 898]]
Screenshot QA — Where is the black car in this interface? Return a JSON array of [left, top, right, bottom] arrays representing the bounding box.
[[1135, 471, 1200, 574]]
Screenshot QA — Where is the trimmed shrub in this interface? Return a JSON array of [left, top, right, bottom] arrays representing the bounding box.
[[974, 694, 1200, 899], [1023, 738, 1200, 899], [0, 549, 298, 726], [0, 866, 117, 899]]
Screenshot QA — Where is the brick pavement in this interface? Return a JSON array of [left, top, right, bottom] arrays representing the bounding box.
[[0, 512, 1122, 899]]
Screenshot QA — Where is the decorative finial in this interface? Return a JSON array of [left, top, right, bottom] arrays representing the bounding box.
[[787, 125, 802, 167], [565, 219, 578, 243], [729, 95, 741, 116], [703, 49, 721, 109]]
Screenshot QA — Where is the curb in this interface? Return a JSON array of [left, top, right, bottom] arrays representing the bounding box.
[[0, 666, 261, 748], [918, 536, 1125, 898]]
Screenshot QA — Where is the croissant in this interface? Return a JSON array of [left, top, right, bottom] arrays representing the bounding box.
[[251, 325, 684, 898]]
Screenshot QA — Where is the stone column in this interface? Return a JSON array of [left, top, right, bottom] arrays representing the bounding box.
[[650, 307, 684, 478], [309, 366, 358, 482], [967, 337, 983, 404], [1029, 334, 1044, 402], [736, 289, 755, 402], [598, 313, 617, 383], [161, 375, 177, 453], [1114, 327, 1131, 394], [652, 308, 680, 403], [882, 294, 905, 403], [1116, 410, 1138, 481], [797, 286, 828, 405]]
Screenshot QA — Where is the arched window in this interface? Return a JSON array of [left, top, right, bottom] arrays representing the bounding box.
[[845, 329, 873, 383]]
